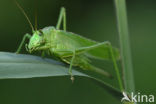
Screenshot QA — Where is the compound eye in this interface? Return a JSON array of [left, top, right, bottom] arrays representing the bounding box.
[[39, 33, 42, 36], [39, 29, 43, 33], [38, 29, 43, 36]]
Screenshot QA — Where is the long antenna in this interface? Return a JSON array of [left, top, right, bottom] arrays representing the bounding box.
[[15, 0, 34, 31], [35, 4, 37, 30], [35, 10, 37, 30], [34, 0, 38, 30]]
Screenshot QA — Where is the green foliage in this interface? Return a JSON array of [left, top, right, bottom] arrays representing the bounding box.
[[0, 50, 123, 104], [0, 52, 86, 79], [0, 52, 121, 95]]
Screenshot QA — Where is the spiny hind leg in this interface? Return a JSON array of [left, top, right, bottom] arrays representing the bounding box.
[[76, 41, 123, 90], [76, 41, 120, 71], [56, 7, 66, 31], [15, 33, 31, 54], [105, 42, 123, 90]]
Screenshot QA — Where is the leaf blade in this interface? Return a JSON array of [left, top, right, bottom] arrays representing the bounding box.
[[0, 52, 122, 99], [0, 52, 87, 79]]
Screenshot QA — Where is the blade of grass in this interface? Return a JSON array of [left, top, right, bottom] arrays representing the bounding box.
[[114, 0, 135, 94], [0, 52, 122, 98]]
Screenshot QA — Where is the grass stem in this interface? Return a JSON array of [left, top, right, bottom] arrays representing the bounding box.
[[114, 0, 135, 94]]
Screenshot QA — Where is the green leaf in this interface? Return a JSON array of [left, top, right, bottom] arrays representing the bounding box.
[[0, 52, 87, 79], [0, 52, 122, 99]]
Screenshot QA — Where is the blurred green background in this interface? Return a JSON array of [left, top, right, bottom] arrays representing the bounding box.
[[0, 0, 156, 104]]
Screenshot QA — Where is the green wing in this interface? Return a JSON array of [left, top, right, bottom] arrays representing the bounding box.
[[56, 30, 120, 60]]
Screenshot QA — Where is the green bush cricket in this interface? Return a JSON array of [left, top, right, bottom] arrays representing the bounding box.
[[15, 1, 121, 82]]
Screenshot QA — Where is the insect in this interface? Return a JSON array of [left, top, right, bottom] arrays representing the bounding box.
[[15, 1, 120, 81]]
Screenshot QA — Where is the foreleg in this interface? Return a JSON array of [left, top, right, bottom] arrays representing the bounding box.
[[15, 33, 31, 53]]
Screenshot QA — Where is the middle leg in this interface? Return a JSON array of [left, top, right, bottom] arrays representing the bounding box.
[[68, 50, 76, 82], [56, 7, 66, 31]]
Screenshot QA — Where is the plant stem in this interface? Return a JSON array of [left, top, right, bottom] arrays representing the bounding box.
[[114, 0, 135, 94]]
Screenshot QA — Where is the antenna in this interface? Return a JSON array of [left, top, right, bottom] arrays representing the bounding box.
[[35, 10, 37, 30], [15, 0, 34, 31], [35, 0, 37, 30], [34, 0, 38, 31]]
